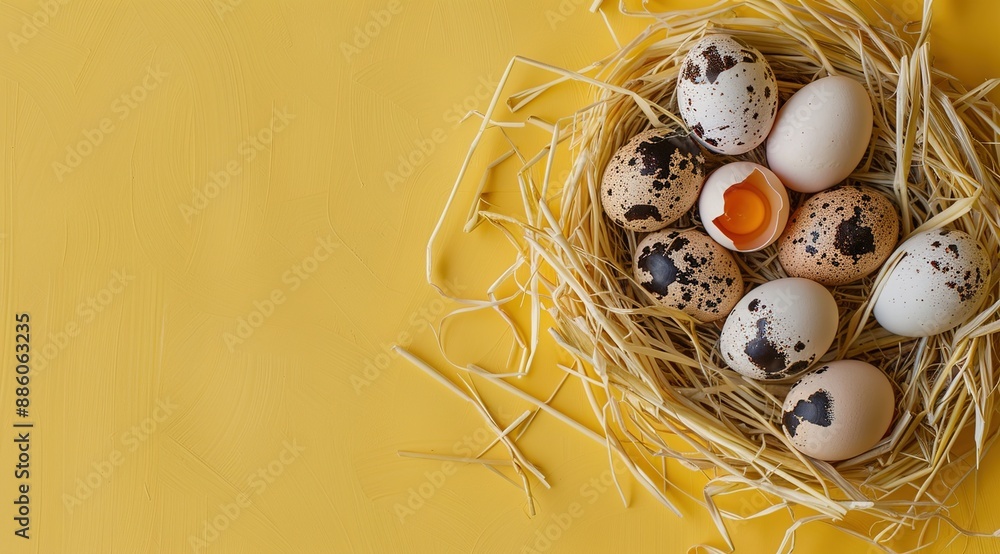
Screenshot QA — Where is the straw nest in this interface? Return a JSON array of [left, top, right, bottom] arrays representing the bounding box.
[[405, 0, 1000, 550]]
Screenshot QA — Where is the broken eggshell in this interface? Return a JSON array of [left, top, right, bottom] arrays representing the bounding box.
[[699, 162, 790, 252], [781, 359, 895, 461]]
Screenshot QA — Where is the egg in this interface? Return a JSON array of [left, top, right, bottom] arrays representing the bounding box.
[[676, 34, 778, 155], [781, 360, 894, 461], [633, 229, 743, 322], [766, 76, 874, 193], [720, 278, 839, 380], [777, 185, 899, 285], [699, 162, 789, 252], [873, 229, 992, 337], [601, 128, 706, 232]]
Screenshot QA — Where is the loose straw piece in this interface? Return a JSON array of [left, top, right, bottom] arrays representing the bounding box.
[[397, 451, 516, 467]]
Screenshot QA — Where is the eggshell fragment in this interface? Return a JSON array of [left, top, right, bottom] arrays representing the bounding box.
[[782, 360, 894, 461], [777, 185, 899, 285], [676, 34, 778, 155], [633, 229, 743, 322], [601, 128, 706, 232], [873, 229, 991, 337]]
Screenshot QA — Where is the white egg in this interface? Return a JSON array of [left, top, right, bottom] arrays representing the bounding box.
[[873, 229, 992, 337], [676, 34, 778, 155], [699, 162, 789, 252], [782, 360, 895, 461], [766, 76, 874, 193], [720, 278, 839, 380]]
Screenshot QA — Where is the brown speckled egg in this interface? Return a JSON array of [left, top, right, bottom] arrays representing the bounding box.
[[676, 34, 778, 155], [777, 185, 899, 285], [633, 229, 743, 323], [873, 229, 992, 337], [781, 360, 894, 461], [601, 128, 706, 232]]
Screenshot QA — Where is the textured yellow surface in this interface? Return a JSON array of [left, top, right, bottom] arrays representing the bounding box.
[[1, 0, 999, 553]]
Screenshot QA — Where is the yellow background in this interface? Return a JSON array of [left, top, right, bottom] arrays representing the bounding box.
[[1, 0, 999, 552]]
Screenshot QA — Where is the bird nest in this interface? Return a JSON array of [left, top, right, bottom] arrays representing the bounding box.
[[402, 0, 1000, 550]]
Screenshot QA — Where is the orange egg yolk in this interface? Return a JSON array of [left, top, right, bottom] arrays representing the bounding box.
[[712, 170, 771, 245]]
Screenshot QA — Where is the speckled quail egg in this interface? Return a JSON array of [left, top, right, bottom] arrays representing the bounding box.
[[601, 128, 706, 232], [720, 278, 839, 380], [778, 185, 899, 285], [873, 229, 992, 337], [766, 76, 875, 193], [782, 360, 895, 461], [676, 34, 778, 155], [633, 229, 743, 322]]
